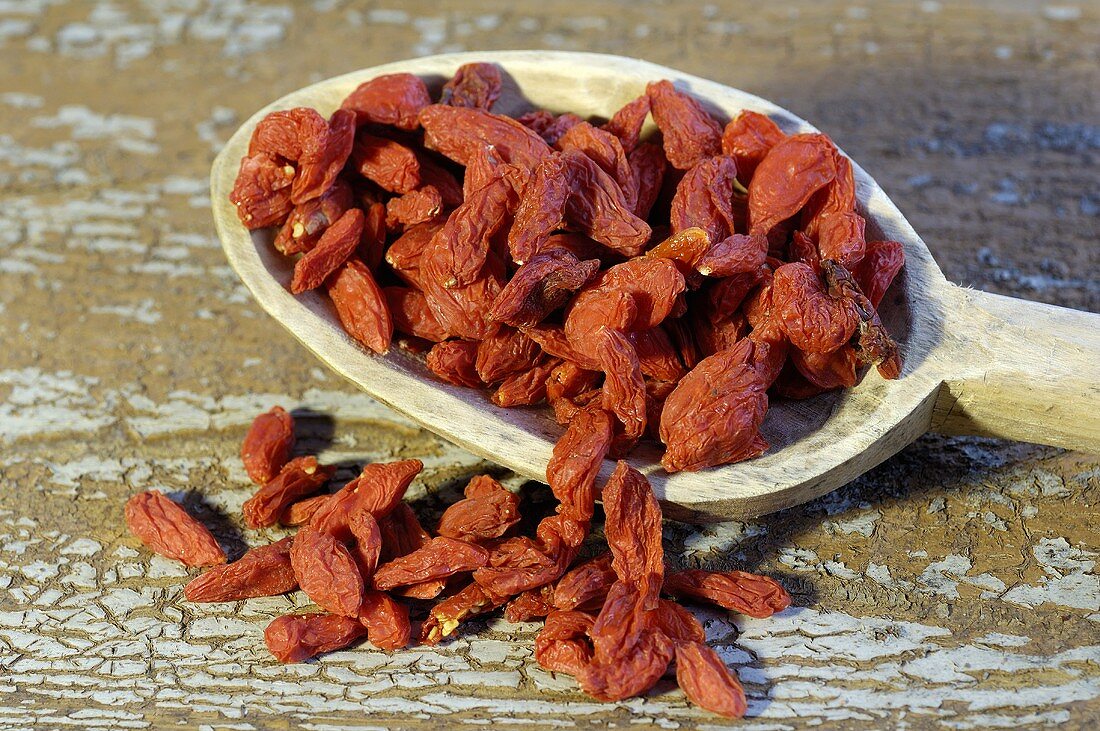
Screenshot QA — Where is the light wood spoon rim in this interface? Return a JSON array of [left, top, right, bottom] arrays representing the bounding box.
[[210, 50, 1100, 522]]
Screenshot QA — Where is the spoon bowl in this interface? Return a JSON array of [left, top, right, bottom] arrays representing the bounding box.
[[211, 51, 1100, 521]]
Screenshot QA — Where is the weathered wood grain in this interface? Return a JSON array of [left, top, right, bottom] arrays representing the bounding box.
[[0, 1, 1097, 729]]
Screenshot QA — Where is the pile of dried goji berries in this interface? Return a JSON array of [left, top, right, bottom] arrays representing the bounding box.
[[229, 62, 904, 472], [173, 60, 909, 716], [126, 406, 791, 716]]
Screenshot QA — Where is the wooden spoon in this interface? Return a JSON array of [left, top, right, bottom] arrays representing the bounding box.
[[211, 51, 1100, 522]]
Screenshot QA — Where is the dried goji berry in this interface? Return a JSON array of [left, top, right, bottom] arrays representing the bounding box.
[[557, 121, 638, 213], [534, 610, 596, 675], [802, 148, 856, 238], [491, 360, 556, 408], [383, 286, 449, 342], [348, 509, 383, 581], [243, 456, 334, 529], [264, 612, 367, 663], [249, 107, 326, 160], [124, 490, 226, 567], [602, 94, 650, 154], [274, 179, 356, 256], [384, 218, 446, 289], [385, 185, 443, 231], [373, 536, 489, 590], [854, 239, 905, 309], [472, 532, 577, 597], [341, 73, 432, 130], [654, 599, 705, 643], [597, 330, 647, 450], [426, 339, 482, 387], [309, 459, 424, 540], [184, 537, 297, 602], [664, 569, 791, 618], [602, 461, 664, 604], [377, 502, 430, 562], [504, 585, 555, 623], [748, 133, 837, 236], [815, 210, 867, 270], [440, 62, 503, 110], [421, 582, 505, 645], [290, 208, 364, 294], [674, 640, 747, 718], [422, 174, 516, 289], [291, 108, 355, 205], [552, 552, 615, 611], [350, 132, 421, 193], [420, 104, 551, 168], [436, 475, 520, 542], [230, 153, 295, 229], [419, 262, 505, 341], [790, 344, 858, 390], [474, 326, 540, 383], [290, 527, 364, 616], [721, 110, 786, 184], [670, 155, 741, 243], [772, 261, 860, 354], [628, 140, 668, 219], [546, 407, 614, 522], [357, 589, 411, 650], [240, 405, 295, 485], [646, 80, 723, 170], [328, 259, 393, 354], [280, 493, 331, 527], [660, 338, 770, 472]]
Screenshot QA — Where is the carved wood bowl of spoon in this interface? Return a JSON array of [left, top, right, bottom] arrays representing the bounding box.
[[211, 51, 1100, 522]]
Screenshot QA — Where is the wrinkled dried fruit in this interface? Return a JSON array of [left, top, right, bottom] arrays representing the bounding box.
[[553, 552, 615, 611], [721, 110, 785, 184], [291, 208, 364, 294], [426, 339, 482, 387], [660, 338, 769, 472], [265, 612, 367, 663], [243, 456, 334, 529], [420, 104, 551, 168], [291, 109, 355, 204], [475, 326, 540, 384], [421, 582, 505, 645], [545, 407, 614, 522], [386, 185, 443, 230], [373, 536, 489, 590], [357, 589, 411, 650], [280, 493, 331, 527], [664, 569, 791, 618], [602, 94, 651, 154], [241, 405, 295, 485], [290, 527, 365, 616], [384, 286, 448, 342], [535, 610, 596, 675], [646, 80, 723, 170], [230, 153, 294, 229], [675, 641, 748, 718], [436, 475, 520, 542], [309, 459, 424, 539], [341, 73, 432, 130], [185, 537, 297, 602], [124, 490, 226, 567], [749, 133, 837, 236], [773, 261, 860, 354], [328, 259, 393, 354], [440, 62, 503, 110], [351, 132, 421, 193]]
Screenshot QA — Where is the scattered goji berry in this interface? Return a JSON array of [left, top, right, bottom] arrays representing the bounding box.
[[125, 490, 226, 567]]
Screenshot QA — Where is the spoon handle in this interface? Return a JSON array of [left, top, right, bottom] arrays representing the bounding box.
[[931, 285, 1100, 453]]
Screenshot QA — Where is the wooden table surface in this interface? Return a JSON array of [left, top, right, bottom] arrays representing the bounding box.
[[1, 1, 1097, 729]]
